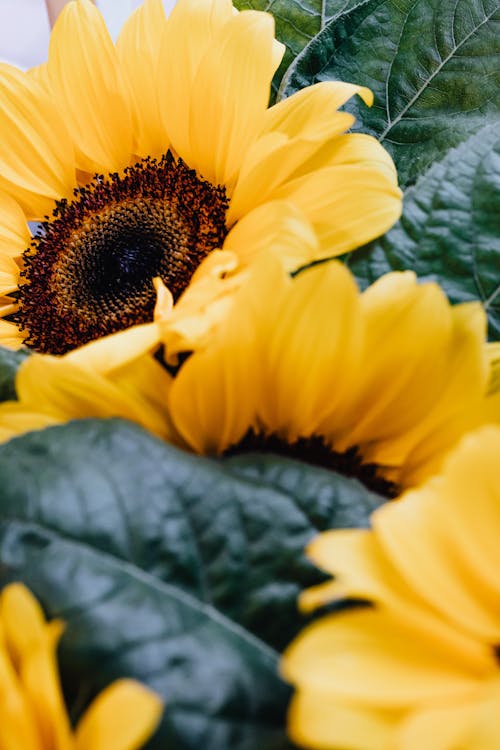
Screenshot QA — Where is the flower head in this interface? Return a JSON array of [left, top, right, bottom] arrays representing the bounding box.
[[0, 582, 162, 750], [0, 0, 401, 354], [161, 253, 490, 492], [282, 425, 500, 750]]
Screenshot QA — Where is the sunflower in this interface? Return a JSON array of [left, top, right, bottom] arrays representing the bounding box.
[[281, 425, 500, 750], [160, 253, 491, 494], [0, 582, 162, 749], [0, 0, 401, 354]]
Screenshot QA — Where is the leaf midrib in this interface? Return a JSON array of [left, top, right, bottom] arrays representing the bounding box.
[[379, 1, 499, 142]]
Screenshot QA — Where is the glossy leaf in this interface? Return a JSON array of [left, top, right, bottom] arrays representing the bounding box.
[[280, 0, 500, 187], [0, 419, 383, 749], [346, 124, 500, 338]]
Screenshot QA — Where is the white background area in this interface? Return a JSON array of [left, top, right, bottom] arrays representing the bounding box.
[[0, 0, 177, 69]]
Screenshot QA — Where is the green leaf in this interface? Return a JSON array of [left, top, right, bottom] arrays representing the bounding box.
[[0, 346, 29, 402], [280, 0, 500, 187], [346, 123, 500, 339], [0, 419, 382, 750]]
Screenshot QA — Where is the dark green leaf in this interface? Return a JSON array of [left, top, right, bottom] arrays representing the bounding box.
[[0, 346, 29, 402], [346, 124, 500, 339], [0, 419, 382, 750], [280, 0, 500, 187]]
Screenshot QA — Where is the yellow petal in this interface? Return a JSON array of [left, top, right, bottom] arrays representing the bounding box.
[[187, 10, 280, 187], [116, 0, 169, 158], [158, 0, 235, 167], [227, 82, 373, 222], [65, 323, 162, 375], [16, 353, 172, 442], [0, 320, 24, 350], [0, 254, 19, 296], [48, 0, 133, 173], [287, 690, 398, 750], [270, 161, 402, 256], [168, 253, 289, 453], [157, 250, 241, 361], [0, 584, 47, 667], [167, 306, 258, 453], [373, 427, 500, 643], [300, 528, 493, 668], [0, 642, 42, 750], [21, 620, 73, 750], [263, 81, 373, 139], [282, 608, 491, 708], [224, 200, 319, 272], [396, 301, 487, 486], [0, 402, 60, 444], [0, 64, 75, 218], [257, 261, 363, 440], [75, 679, 163, 750], [227, 113, 354, 224], [0, 191, 31, 260], [399, 700, 478, 750]]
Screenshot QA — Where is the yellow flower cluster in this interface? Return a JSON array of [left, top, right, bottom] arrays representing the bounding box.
[[0, 582, 162, 750], [0, 1, 497, 749]]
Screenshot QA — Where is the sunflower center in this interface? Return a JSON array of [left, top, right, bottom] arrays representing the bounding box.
[[17, 154, 229, 354], [225, 430, 399, 499]]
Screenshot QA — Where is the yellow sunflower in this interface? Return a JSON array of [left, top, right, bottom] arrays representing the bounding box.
[[281, 425, 500, 750], [160, 253, 491, 493], [0, 0, 401, 354], [0, 582, 162, 750]]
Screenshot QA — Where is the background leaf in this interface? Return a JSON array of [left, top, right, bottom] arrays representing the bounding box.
[[280, 0, 500, 187], [0, 419, 383, 750], [0, 346, 28, 402], [346, 123, 500, 338]]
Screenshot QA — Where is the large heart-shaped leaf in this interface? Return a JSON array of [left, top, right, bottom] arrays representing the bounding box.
[[280, 0, 500, 187], [0, 418, 382, 750], [346, 123, 500, 338]]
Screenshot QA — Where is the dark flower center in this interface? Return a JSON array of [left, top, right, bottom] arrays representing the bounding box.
[[16, 153, 229, 354], [225, 430, 399, 499]]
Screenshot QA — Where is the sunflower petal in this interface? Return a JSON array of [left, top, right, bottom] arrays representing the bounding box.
[[224, 200, 319, 271], [116, 0, 168, 158], [48, 0, 133, 173], [0, 65, 75, 218], [188, 10, 281, 187], [271, 161, 402, 256], [287, 691, 397, 750], [158, 0, 234, 166], [75, 679, 163, 750], [0, 319, 24, 350]]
